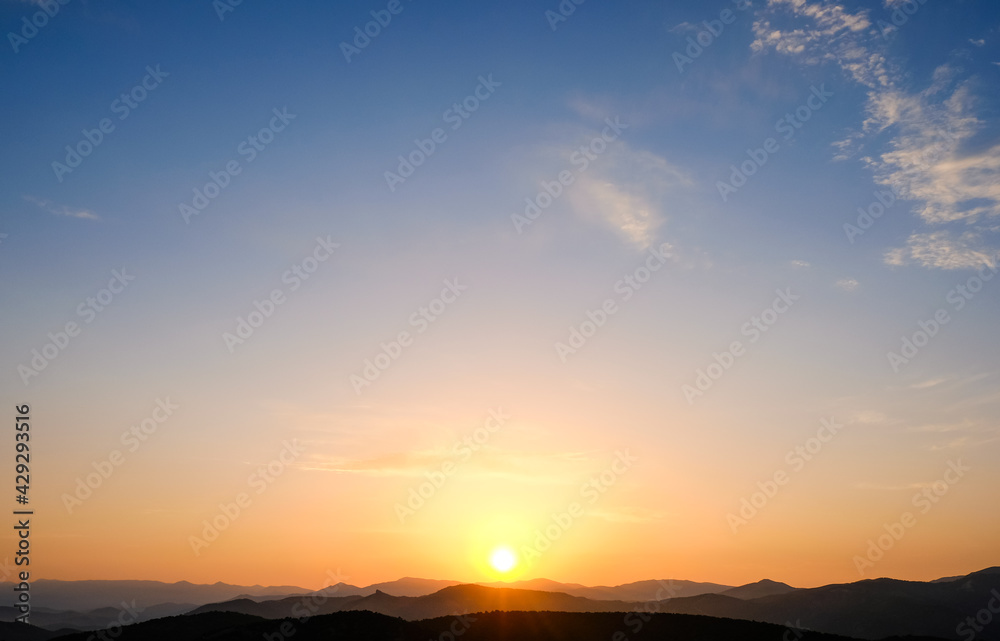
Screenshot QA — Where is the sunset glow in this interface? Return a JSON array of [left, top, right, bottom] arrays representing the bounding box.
[[2, 0, 998, 596]]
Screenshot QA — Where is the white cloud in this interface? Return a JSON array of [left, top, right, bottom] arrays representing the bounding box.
[[669, 21, 700, 35], [308, 448, 594, 485], [563, 136, 691, 250], [752, 0, 1000, 271], [910, 377, 947, 390], [884, 231, 997, 270], [24, 195, 100, 221], [835, 278, 859, 291]]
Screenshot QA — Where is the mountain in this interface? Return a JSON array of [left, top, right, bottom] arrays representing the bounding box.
[[652, 566, 1000, 641], [479, 578, 733, 601], [0, 579, 310, 612], [187, 593, 366, 619], [365, 577, 462, 596], [19, 567, 1000, 640], [0, 602, 197, 631], [45, 609, 899, 641], [720, 579, 799, 600], [191, 584, 639, 620], [46, 612, 271, 641], [190, 568, 1000, 640]]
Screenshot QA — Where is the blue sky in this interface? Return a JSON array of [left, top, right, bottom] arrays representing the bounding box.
[[1, 0, 999, 587]]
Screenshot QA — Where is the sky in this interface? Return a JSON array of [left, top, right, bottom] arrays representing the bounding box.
[[1, 0, 999, 591]]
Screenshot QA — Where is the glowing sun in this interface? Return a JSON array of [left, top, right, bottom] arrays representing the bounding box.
[[489, 546, 517, 573]]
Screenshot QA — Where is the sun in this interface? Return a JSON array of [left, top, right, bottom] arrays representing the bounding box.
[[489, 546, 517, 574]]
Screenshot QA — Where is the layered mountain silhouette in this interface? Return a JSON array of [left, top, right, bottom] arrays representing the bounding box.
[[0, 579, 310, 612], [188, 584, 639, 619], [477, 577, 734, 601], [652, 566, 1000, 640], [718, 578, 798, 599], [186, 567, 1000, 641], [4, 567, 997, 641]]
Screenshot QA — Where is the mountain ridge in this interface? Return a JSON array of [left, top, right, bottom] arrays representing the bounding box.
[[185, 567, 1000, 641]]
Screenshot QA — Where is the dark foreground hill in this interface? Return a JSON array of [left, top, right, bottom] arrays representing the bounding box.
[[43, 609, 921, 641], [0, 620, 67, 641]]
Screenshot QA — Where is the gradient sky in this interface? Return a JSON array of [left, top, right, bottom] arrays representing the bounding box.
[[2, 0, 999, 591]]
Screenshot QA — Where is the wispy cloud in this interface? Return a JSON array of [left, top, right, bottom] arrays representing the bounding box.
[[669, 21, 701, 35], [848, 410, 896, 426], [928, 434, 1000, 451], [24, 195, 100, 221], [910, 377, 948, 390], [855, 481, 933, 491], [835, 278, 859, 292], [907, 420, 974, 434], [589, 506, 668, 524], [884, 231, 997, 270], [565, 138, 690, 250], [306, 448, 595, 485], [752, 0, 1000, 271]]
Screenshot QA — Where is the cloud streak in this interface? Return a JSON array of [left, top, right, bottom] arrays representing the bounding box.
[[25, 195, 100, 221], [565, 137, 690, 250]]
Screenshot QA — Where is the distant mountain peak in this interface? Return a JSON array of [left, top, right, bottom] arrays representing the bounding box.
[[719, 579, 797, 600]]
